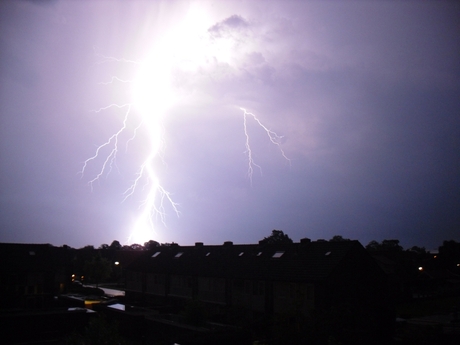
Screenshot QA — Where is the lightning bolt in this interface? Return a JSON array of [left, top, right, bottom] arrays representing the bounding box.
[[240, 107, 291, 183], [79, 56, 180, 244], [80, 103, 132, 191], [80, 22, 290, 244]]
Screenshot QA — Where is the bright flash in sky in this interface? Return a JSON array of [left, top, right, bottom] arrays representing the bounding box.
[[79, 9, 289, 245]]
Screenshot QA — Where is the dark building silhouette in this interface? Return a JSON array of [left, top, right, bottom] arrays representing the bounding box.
[[124, 239, 393, 343], [0, 243, 72, 309]]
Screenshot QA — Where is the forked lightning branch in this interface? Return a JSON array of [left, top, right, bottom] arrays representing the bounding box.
[[80, 49, 289, 244]]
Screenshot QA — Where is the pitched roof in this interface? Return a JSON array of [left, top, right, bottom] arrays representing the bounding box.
[[0, 243, 69, 273], [126, 240, 370, 282]]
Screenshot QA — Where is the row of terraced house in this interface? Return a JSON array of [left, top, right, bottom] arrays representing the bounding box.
[[124, 239, 394, 341]]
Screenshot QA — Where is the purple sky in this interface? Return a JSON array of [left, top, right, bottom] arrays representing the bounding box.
[[1, 1, 459, 249]]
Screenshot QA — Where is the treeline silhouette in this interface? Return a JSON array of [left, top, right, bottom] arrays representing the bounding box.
[[69, 233, 459, 258]]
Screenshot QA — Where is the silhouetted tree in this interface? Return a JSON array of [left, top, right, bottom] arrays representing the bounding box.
[[129, 243, 144, 251], [259, 230, 293, 245], [161, 242, 178, 246], [109, 240, 122, 250], [99, 243, 109, 250], [329, 235, 351, 242], [144, 240, 160, 250], [366, 239, 403, 252], [407, 246, 428, 255]]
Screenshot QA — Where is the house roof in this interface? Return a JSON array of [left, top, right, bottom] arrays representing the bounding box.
[[126, 240, 374, 282], [0, 243, 69, 273]]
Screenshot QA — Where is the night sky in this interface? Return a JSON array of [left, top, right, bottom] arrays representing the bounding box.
[[1, 1, 459, 249]]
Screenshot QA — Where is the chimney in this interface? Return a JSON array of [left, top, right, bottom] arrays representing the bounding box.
[[300, 238, 311, 245], [195, 242, 204, 247], [223, 241, 233, 246]]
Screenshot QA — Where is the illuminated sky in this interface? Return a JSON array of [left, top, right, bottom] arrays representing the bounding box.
[[1, 0, 459, 249]]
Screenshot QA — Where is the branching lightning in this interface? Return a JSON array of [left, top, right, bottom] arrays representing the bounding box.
[[240, 107, 291, 183], [80, 15, 290, 244], [79, 58, 180, 244], [81, 103, 132, 190]]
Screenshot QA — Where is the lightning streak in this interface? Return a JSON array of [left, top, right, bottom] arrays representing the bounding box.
[[240, 107, 291, 183], [81, 103, 132, 191], [80, 13, 290, 244], [79, 64, 179, 244]]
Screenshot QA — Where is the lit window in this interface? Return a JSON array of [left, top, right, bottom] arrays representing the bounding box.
[[175, 252, 183, 258], [272, 251, 284, 258], [151, 252, 160, 258]]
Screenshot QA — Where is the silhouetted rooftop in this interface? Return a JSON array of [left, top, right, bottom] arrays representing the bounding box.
[[126, 240, 373, 282]]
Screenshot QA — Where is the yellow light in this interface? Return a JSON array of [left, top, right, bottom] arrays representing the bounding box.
[[418, 267, 423, 271]]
